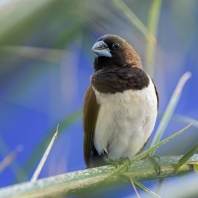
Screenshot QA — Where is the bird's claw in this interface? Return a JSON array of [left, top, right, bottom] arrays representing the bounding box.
[[106, 156, 131, 169], [144, 155, 161, 174]]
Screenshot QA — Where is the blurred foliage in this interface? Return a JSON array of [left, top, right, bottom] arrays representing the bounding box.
[[145, 0, 161, 77], [19, 110, 81, 182], [0, 0, 198, 197], [150, 72, 191, 153], [175, 142, 198, 172]]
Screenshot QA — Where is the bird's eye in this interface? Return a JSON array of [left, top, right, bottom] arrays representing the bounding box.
[[113, 42, 120, 49]]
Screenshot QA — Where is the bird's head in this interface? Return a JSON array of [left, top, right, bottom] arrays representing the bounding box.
[[92, 34, 142, 71]]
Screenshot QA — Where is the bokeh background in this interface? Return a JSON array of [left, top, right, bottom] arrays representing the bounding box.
[[0, 0, 198, 197]]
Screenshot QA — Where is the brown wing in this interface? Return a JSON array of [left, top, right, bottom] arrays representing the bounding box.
[[83, 85, 100, 167]]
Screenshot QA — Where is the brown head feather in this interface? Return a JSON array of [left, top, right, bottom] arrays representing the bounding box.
[[94, 34, 142, 71]]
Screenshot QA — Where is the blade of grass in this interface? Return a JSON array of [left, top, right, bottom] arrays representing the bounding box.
[[112, 0, 156, 44], [129, 178, 141, 198], [103, 123, 194, 185], [0, 145, 23, 173], [175, 142, 198, 172], [145, 0, 162, 76], [193, 164, 198, 173], [15, 110, 81, 183], [150, 72, 191, 155], [30, 125, 59, 182], [133, 179, 161, 198]]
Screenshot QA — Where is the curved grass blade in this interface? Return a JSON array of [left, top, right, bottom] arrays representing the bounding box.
[[150, 72, 192, 155], [15, 110, 82, 183], [145, 0, 162, 76], [175, 142, 198, 172], [31, 125, 59, 182], [133, 179, 161, 198], [112, 0, 156, 44], [129, 178, 141, 198]]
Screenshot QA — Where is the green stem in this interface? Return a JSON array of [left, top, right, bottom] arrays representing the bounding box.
[[150, 72, 191, 155], [0, 154, 197, 198], [145, 0, 162, 76]]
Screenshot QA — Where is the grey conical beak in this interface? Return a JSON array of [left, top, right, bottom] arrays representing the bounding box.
[[91, 40, 112, 58]]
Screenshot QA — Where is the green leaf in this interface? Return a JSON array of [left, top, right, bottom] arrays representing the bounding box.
[[193, 164, 198, 173], [175, 142, 198, 172], [150, 72, 191, 155], [112, 0, 156, 44], [129, 178, 141, 198], [1, 154, 197, 197], [145, 0, 162, 76], [133, 179, 161, 198]]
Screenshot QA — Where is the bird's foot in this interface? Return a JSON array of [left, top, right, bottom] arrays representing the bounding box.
[[144, 154, 161, 174], [106, 156, 131, 170], [106, 155, 120, 167], [119, 157, 131, 171], [118, 157, 131, 164]]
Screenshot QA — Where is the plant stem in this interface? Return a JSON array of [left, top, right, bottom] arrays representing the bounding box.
[[0, 154, 197, 198]]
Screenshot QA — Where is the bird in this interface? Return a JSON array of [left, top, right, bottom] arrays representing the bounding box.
[[83, 34, 159, 168]]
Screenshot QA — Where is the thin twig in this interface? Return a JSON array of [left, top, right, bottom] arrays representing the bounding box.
[[0, 154, 197, 198]]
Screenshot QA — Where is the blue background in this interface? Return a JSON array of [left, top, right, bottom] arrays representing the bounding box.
[[0, 0, 197, 197]]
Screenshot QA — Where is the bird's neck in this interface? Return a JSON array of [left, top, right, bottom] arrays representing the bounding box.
[[94, 56, 142, 72], [94, 57, 114, 72]]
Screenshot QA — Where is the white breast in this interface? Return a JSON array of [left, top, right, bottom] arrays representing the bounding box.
[[93, 77, 157, 160]]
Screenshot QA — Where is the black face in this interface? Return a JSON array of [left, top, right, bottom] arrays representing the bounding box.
[[91, 35, 148, 94], [92, 35, 128, 71], [92, 34, 142, 72]]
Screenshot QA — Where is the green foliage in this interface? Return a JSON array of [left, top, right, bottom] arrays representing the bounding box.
[[150, 72, 191, 154], [0, 0, 197, 197], [176, 142, 198, 172]]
